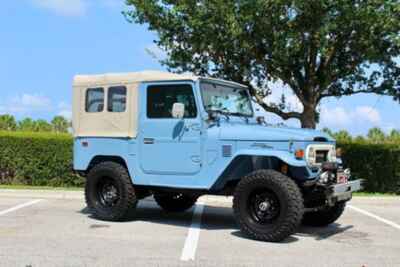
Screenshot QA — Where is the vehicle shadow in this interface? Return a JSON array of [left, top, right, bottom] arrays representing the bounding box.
[[79, 200, 353, 243], [298, 224, 354, 241]]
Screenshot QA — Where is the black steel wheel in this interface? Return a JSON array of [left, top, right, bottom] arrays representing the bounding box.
[[233, 170, 304, 242], [248, 189, 281, 225], [85, 161, 137, 221], [97, 177, 120, 207]]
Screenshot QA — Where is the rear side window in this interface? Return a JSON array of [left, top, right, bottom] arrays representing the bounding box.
[[108, 86, 127, 112], [147, 84, 197, 118], [85, 88, 104, 112]]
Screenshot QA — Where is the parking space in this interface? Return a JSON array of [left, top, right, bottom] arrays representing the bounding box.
[[198, 200, 400, 267], [0, 193, 399, 267], [349, 197, 400, 227]]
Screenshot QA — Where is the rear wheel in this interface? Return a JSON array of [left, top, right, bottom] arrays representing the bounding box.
[[154, 193, 198, 212], [233, 170, 304, 242], [85, 161, 137, 221], [302, 202, 346, 226]]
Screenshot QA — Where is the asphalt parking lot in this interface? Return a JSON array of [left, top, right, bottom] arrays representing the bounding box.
[[0, 190, 399, 267]]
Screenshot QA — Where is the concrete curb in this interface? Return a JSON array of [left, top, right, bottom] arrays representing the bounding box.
[[0, 189, 84, 200]]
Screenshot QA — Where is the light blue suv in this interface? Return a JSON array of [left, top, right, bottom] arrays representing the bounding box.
[[72, 71, 361, 242]]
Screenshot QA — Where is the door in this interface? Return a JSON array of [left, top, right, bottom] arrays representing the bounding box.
[[139, 83, 202, 175]]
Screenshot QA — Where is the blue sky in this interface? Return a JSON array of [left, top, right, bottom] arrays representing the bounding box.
[[1, 0, 399, 136]]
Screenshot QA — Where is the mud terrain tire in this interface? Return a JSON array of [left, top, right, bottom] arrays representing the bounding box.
[[85, 161, 137, 221], [233, 170, 304, 242]]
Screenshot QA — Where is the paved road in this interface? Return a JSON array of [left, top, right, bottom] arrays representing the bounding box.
[[0, 190, 399, 267]]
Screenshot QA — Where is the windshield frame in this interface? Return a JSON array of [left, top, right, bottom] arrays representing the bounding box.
[[199, 79, 254, 118]]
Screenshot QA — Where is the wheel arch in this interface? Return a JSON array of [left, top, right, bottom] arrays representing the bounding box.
[[87, 155, 129, 175], [210, 151, 309, 193]]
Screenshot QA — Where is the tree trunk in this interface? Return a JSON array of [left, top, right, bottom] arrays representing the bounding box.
[[300, 105, 317, 129]]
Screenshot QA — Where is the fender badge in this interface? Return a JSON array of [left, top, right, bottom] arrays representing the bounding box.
[[251, 143, 273, 149]]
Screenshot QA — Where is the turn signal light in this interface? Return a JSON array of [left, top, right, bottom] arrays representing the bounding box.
[[295, 149, 305, 159], [336, 148, 342, 157]]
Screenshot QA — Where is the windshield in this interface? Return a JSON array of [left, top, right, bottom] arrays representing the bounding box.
[[200, 82, 253, 117]]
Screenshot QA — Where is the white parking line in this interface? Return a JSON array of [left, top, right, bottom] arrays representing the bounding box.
[[348, 205, 400, 230], [180, 202, 205, 261], [0, 199, 43, 216]]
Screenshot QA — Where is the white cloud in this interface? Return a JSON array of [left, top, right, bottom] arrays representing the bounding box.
[[319, 105, 381, 131], [19, 94, 51, 108], [355, 106, 381, 124], [145, 44, 167, 61], [31, 0, 87, 16], [320, 106, 351, 127], [0, 94, 52, 114], [263, 81, 303, 112], [57, 102, 72, 120], [58, 110, 72, 120]]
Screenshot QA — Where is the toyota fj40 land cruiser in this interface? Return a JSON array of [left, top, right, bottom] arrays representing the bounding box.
[[73, 71, 362, 242]]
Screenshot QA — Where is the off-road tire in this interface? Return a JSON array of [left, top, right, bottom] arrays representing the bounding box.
[[233, 170, 304, 242], [154, 193, 198, 212], [85, 161, 137, 221], [302, 202, 346, 227]]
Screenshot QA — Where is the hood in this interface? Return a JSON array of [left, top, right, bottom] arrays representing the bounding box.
[[218, 123, 334, 142]]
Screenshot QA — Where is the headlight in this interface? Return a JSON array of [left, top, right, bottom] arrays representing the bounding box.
[[329, 146, 336, 162], [306, 144, 336, 166], [308, 147, 316, 165]]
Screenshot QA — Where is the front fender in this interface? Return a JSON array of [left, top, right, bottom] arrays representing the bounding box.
[[234, 149, 307, 167]]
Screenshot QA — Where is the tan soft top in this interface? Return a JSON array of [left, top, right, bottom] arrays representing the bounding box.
[[72, 71, 246, 138], [73, 70, 198, 87]]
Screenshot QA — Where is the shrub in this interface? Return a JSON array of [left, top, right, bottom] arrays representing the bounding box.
[[339, 142, 400, 194], [0, 131, 83, 187], [0, 131, 399, 193]]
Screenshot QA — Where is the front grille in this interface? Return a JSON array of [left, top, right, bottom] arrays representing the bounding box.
[[315, 150, 328, 163]]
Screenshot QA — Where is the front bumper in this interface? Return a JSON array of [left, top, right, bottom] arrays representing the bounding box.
[[327, 179, 362, 204]]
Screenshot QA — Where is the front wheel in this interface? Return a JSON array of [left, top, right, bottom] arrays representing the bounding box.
[[233, 170, 304, 242], [302, 202, 346, 227], [154, 193, 198, 212]]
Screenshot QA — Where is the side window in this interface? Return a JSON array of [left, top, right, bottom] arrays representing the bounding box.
[[108, 86, 127, 112], [147, 84, 197, 118], [85, 88, 104, 112]]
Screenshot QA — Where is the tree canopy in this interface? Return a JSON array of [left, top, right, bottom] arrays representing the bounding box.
[[0, 115, 17, 131], [125, 0, 400, 128], [0, 114, 70, 133]]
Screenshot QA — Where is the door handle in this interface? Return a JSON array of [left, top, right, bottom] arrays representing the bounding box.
[[143, 138, 154, 144], [188, 123, 201, 131]]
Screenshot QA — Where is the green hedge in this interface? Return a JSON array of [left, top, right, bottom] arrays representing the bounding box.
[[339, 142, 400, 194], [0, 131, 83, 187], [0, 131, 399, 193]]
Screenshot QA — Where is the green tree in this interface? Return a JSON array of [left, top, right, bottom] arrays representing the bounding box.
[[332, 130, 352, 143], [388, 129, 400, 142], [51, 116, 69, 133], [354, 135, 366, 143], [321, 127, 334, 138], [0, 114, 17, 131], [367, 127, 386, 143], [125, 0, 400, 128], [34, 119, 52, 132], [18, 118, 36, 132]]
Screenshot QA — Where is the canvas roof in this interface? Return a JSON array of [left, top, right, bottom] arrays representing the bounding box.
[[73, 70, 246, 88], [73, 71, 198, 86]]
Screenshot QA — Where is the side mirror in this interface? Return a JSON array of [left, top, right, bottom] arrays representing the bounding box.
[[172, 102, 185, 119]]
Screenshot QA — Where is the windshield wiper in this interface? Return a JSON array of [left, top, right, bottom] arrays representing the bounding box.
[[208, 109, 230, 121], [228, 112, 250, 117], [228, 112, 250, 123]]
